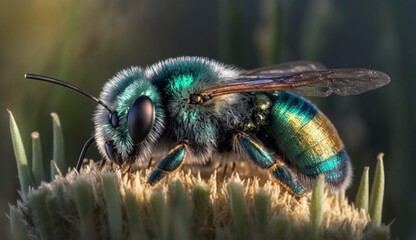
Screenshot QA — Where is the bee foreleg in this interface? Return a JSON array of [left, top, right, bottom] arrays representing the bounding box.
[[146, 140, 188, 186], [147, 157, 153, 169], [99, 158, 106, 170], [234, 133, 306, 196]]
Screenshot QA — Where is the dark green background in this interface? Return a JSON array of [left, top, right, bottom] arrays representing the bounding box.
[[1, 0, 414, 238]]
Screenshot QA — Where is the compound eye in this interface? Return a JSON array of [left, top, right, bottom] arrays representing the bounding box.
[[105, 141, 123, 165], [127, 96, 155, 145]]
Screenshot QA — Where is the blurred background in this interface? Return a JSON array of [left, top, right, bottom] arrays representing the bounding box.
[[0, 0, 414, 238]]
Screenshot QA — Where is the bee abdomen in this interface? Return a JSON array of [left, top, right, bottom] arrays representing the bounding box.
[[270, 91, 350, 189]]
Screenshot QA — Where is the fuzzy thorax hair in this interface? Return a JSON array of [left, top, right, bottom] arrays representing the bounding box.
[[146, 57, 251, 164]]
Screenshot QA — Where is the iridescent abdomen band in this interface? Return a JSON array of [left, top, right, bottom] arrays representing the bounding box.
[[271, 91, 349, 185]]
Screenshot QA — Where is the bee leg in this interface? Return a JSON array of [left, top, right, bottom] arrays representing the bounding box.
[[147, 157, 153, 169], [269, 163, 307, 197], [99, 158, 107, 170], [121, 162, 131, 174], [231, 162, 236, 173], [214, 162, 223, 170], [234, 133, 306, 196], [221, 163, 228, 179], [147, 141, 188, 186]]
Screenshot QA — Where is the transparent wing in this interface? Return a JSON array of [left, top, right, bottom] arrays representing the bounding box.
[[198, 68, 390, 100], [285, 69, 391, 97], [241, 61, 327, 76]]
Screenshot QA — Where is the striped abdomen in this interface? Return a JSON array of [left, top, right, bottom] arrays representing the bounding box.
[[270, 91, 351, 189]]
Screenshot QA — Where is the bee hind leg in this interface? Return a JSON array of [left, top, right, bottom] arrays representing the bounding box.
[[147, 140, 188, 186], [234, 133, 306, 196]]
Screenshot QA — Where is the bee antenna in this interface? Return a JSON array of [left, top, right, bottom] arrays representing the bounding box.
[[25, 73, 113, 113], [76, 136, 96, 172]]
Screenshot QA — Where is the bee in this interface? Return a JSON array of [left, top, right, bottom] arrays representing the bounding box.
[[25, 56, 390, 196]]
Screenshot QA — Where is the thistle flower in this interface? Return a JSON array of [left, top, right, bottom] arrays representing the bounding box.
[[8, 111, 391, 239]]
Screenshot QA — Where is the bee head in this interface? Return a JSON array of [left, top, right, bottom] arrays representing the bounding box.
[[94, 67, 165, 165], [103, 95, 156, 164]]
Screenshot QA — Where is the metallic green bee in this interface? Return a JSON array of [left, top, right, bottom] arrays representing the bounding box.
[[25, 57, 390, 196]]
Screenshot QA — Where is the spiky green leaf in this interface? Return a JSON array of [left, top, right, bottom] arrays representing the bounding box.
[[227, 181, 248, 240], [31, 132, 45, 186], [9, 205, 28, 240], [310, 174, 324, 238], [102, 173, 123, 240], [8, 110, 33, 200], [369, 153, 385, 226], [355, 166, 369, 212], [254, 190, 271, 236], [51, 113, 65, 174], [71, 177, 96, 240]]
